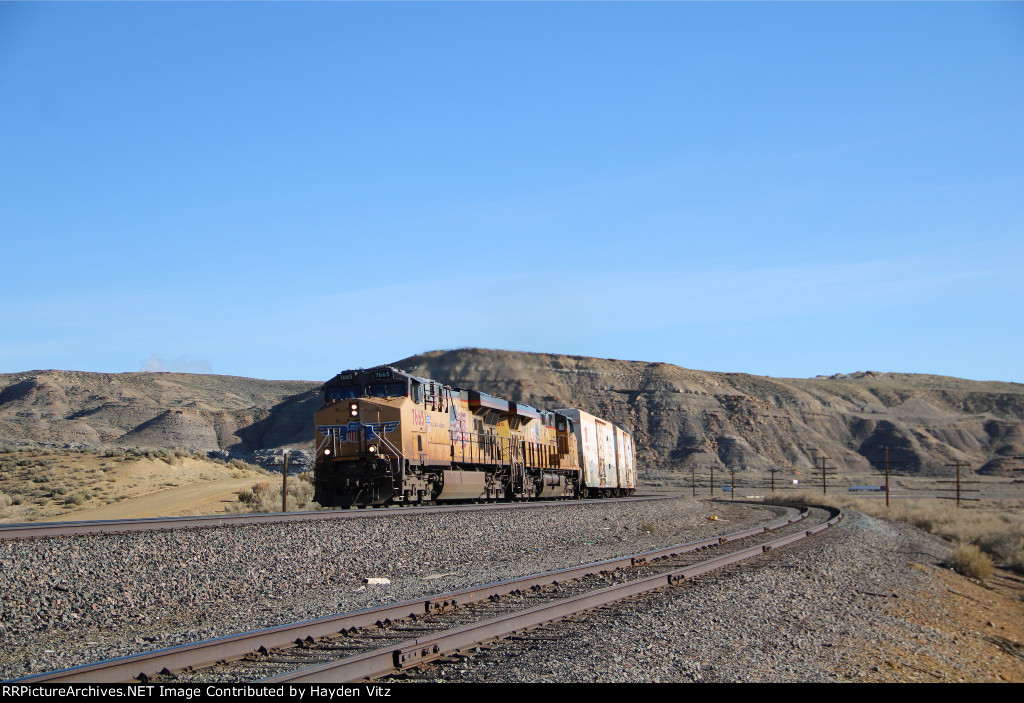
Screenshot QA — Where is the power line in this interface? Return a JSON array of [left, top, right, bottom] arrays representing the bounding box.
[[935, 460, 980, 507], [813, 455, 839, 496]]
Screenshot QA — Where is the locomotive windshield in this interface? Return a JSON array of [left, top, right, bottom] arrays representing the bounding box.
[[368, 382, 408, 398], [326, 387, 361, 401], [326, 382, 407, 402]]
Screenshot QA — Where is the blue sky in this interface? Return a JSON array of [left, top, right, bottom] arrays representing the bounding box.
[[2, 2, 1022, 382]]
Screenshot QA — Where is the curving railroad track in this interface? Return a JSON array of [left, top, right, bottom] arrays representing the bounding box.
[[0, 495, 665, 541], [14, 503, 841, 684]]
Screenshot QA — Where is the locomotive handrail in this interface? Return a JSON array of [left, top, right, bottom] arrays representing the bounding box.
[[314, 432, 332, 459], [448, 429, 561, 470], [375, 428, 405, 463], [374, 430, 406, 484]]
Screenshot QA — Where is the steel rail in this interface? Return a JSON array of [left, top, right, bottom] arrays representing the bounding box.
[[0, 495, 669, 541], [13, 505, 814, 683], [269, 506, 843, 682]]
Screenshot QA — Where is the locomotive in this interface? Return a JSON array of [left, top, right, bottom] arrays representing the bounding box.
[[312, 365, 637, 508]]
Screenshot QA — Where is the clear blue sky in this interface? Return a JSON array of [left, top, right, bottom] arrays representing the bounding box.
[[2, 2, 1022, 383]]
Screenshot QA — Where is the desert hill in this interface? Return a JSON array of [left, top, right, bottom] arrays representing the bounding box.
[[393, 349, 1024, 477], [2, 351, 1023, 477], [0, 370, 320, 456]]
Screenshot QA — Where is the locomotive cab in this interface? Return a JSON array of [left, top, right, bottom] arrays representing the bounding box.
[[314, 367, 415, 507]]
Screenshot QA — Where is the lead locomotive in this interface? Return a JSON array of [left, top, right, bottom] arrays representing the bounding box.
[[313, 366, 635, 507]]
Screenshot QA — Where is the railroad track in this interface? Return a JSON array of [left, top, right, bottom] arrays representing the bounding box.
[[16, 503, 841, 684], [0, 495, 665, 541]]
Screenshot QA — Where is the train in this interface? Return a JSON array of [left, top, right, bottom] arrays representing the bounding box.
[[312, 365, 637, 508]]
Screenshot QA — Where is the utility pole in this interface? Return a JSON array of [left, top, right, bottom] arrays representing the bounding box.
[[936, 460, 979, 507], [815, 456, 838, 496], [767, 467, 785, 494], [882, 446, 891, 508], [281, 450, 289, 513], [869, 445, 902, 508]]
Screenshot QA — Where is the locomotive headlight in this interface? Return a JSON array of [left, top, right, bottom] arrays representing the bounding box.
[[349, 402, 359, 417]]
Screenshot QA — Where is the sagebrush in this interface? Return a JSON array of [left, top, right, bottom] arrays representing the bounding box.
[[952, 543, 994, 581], [228, 473, 317, 513]]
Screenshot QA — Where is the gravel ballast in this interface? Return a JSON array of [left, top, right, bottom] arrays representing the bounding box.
[[1, 497, 782, 679], [396, 509, 961, 683], [5, 497, 1007, 683]]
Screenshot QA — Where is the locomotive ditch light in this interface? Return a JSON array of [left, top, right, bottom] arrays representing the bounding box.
[[323, 449, 331, 456], [368, 445, 377, 455]]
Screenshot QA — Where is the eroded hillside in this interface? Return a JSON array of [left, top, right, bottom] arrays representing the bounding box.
[[0, 370, 320, 455], [394, 349, 1024, 476], [2, 351, 1022, 476]]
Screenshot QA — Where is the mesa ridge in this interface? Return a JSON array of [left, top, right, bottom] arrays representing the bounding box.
[[2, 349, 1022, 478]]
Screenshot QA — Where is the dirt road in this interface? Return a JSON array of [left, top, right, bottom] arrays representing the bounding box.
[[37, 479, 257, 521]]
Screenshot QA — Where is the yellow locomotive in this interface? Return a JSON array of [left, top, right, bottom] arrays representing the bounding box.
[[312, 365, 636, 507]]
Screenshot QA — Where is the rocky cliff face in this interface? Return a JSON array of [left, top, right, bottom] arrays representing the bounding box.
[[394, 349, 1024, 477], [2, 351, 1022, 476]]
